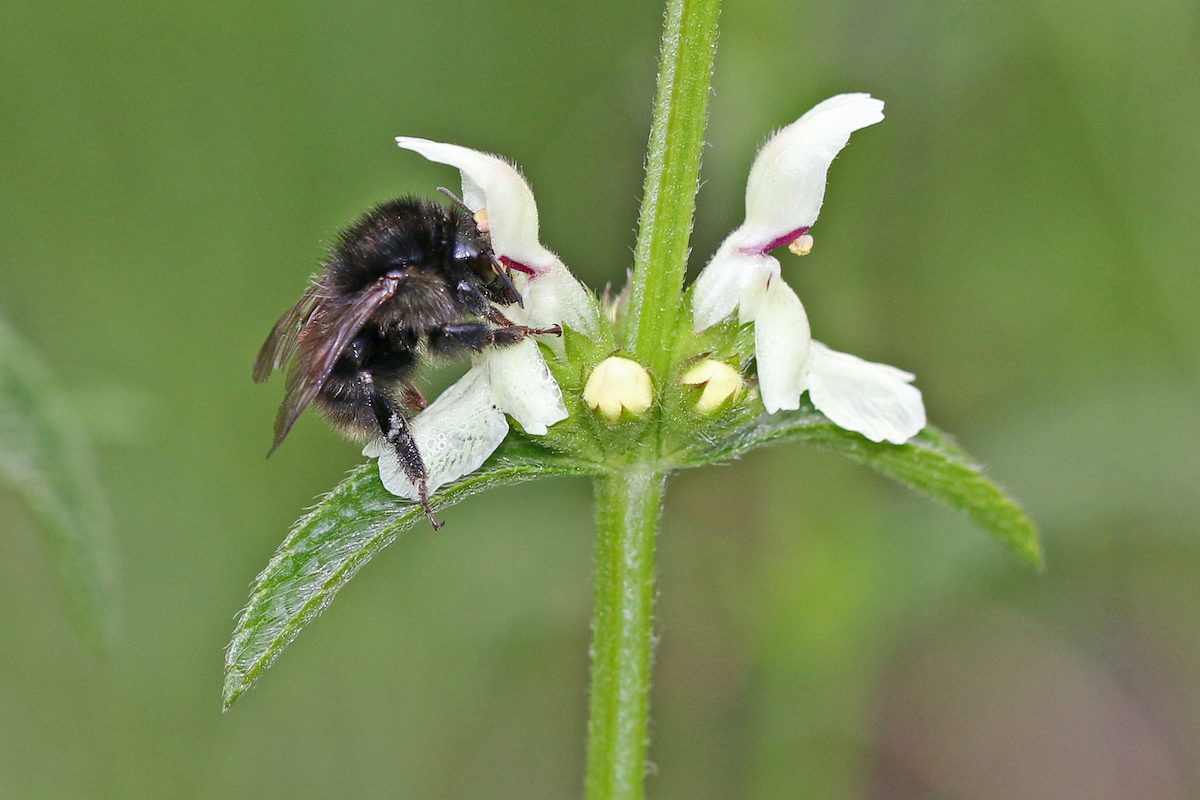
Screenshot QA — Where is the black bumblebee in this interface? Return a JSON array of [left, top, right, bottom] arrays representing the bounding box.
[[254, 196, 560, 528]]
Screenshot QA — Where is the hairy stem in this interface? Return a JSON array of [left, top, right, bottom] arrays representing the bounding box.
[[626, 0, 721, 378], [584, 2, 718, 795], [586, 470, 667, 800]]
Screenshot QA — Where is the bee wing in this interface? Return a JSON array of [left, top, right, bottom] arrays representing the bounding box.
[[253, 284, 321, 383], [270, 276, 399, 453]]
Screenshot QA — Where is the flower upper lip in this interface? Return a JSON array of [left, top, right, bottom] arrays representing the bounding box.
[[397, 137, 599, 339], [740, 93, 885, 243], [395, 137, 553, 273]]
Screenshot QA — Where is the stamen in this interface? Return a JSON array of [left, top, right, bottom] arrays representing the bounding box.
[[788, 233, 814, 256]]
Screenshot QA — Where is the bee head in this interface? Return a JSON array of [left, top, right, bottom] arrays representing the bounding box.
[[484, 257, 523, 307], [450, 237, 522, 307]]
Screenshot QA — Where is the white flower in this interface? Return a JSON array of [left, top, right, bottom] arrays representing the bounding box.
[[366, 139, 598, 500], [692, 93, 926, 444]]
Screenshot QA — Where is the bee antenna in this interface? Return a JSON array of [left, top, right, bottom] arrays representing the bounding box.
[[437, 186, 471, 214]]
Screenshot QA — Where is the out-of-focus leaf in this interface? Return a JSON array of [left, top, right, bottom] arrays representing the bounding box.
[[0, 316, 118, 648], [223, 438, 595, 709], [697, 402, 1042, 568], [65, 384, 156, 447]]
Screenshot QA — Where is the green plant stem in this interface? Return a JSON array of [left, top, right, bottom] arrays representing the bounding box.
[[585, 2, 717, 795], [626, 0, 721, 378], [586, 469, 667, 800]]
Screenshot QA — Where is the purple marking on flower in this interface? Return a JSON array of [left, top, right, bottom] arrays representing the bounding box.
[[499, 256, 536, 276], [751, 226, 811, 255]]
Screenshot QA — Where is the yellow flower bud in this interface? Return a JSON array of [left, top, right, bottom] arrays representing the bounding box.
[[583, 357, 653, 421], [680, 359, 745, 413]]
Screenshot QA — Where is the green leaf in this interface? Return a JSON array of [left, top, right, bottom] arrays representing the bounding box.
[[700, 403, 1043, 569], [0, 317, 118, 648], [223, 438, 595, 709]]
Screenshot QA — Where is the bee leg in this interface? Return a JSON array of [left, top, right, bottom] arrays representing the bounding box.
[[416, 481, 441, 531], [481, 306, 517, 327], [368, 393, 443, 530], [428, 322, 500, 355], [480, 306, 563, 338], [490, 323, 563, 345], [429, 319, 564, 357]]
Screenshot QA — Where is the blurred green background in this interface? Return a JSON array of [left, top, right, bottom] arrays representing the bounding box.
[[2, 0, 1198, 797]]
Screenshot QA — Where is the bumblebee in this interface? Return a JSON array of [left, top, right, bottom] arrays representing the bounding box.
[[254, 196, 559, 527]]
